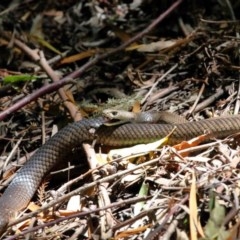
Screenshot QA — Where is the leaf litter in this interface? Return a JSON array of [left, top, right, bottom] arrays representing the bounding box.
[[1, 0, 240, 239]]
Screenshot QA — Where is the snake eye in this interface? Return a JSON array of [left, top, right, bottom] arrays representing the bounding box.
[[111, 111, 118, 116]]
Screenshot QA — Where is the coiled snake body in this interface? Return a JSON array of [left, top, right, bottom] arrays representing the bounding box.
[[0, 114, 240, 233]]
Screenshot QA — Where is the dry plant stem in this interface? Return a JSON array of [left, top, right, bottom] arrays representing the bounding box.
[[98, 185, 114, 238], [68, 226, 87, 240], [147, 85, 179, 105], [0, 75, 74, 121], [6, 36, 79, 120], [38, 51, 81, 121], [234, 80, 240, 115], [112, 210, 152, 231], [8, 139, 223, 229], [39, 51, 82, 121], [5, 196, 149, 240], [24, 217, 37, 240], [55, 152, 129, 194], [191, 87, 224, 114], [144, 195, 188, 240], [0, 0, 183, 121], [222, 206, 238, 227], [2, 137, 23, 171], [58, 148, 151, 195], [200, 18, 238, 24], [141, 64, 178, 106], [184, 80, 206, 117], [33, 50, 70, 72], [229, 0, 240, 115], [55, 138, 217, 195], [234, 40, 240, 114], [217, 144, 233, 164], [8, 156, 162, 229], [37, 100, 46, 145], [178, 17, 191, 36], [0, 152, 35, 191], [162, 220, 178, 240], [225, 0, 236, 20], [83, 143, 114, 237]]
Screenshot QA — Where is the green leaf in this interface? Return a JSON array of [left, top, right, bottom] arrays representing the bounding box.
[[31, 35, 62, 55], [3, 74, 38, 84], [133, 181, 149, 216], [203, 195, 230, 240]]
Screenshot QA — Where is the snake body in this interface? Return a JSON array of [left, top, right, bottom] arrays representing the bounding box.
[[0, 114, 240, 233]]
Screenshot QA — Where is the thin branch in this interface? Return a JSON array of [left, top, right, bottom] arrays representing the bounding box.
[[5, 196, 150, 240], [0, 0, 183, 121]]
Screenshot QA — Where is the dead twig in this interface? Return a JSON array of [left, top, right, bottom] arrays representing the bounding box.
[[0, 0, 183, 121]]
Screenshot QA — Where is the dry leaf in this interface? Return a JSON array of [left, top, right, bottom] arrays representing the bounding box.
[[126, 40, 176, 52], [189, 171, 205, 239], [59, 49, 97, 65], [174, 134, 209, 157], [66, 195, 81, 211]]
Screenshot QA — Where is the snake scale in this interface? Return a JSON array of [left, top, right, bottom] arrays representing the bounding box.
[[0, 114, 240, 233]]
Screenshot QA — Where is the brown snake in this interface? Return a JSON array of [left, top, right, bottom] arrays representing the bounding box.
[[0, 114, 240, 234]]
